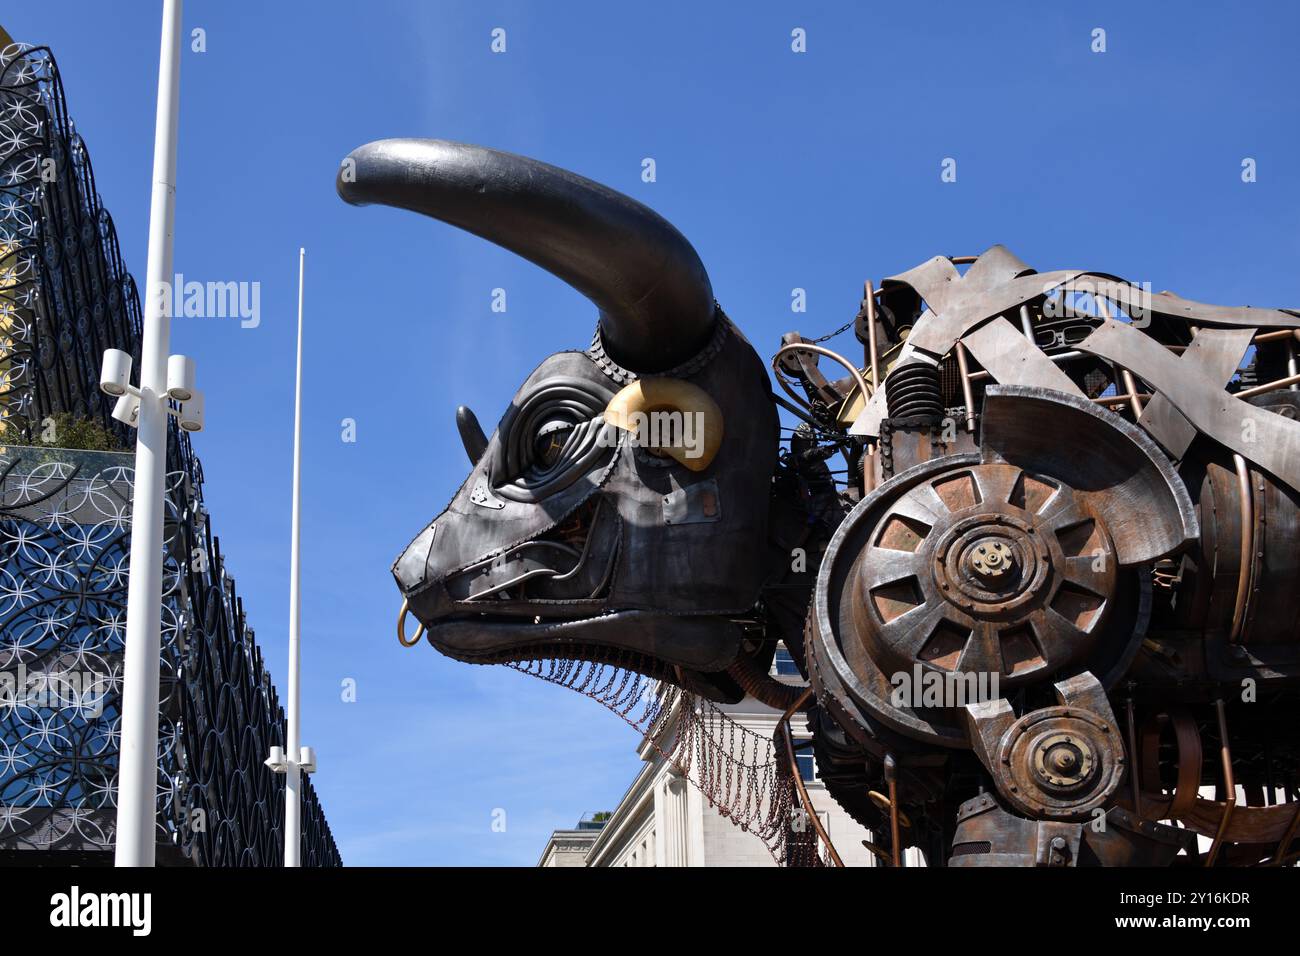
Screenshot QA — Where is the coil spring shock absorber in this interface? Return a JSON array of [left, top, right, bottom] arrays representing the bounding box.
[[884, 361, 943, 424]]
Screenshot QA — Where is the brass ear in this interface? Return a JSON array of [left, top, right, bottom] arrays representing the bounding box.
[[603, 378, 723, 472]]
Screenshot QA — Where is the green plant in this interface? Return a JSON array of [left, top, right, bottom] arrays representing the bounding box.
[[0, 412, 126, 452]]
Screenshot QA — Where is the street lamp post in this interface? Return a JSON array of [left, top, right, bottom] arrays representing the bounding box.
[[284, 247, 307, 866], [265, 248, 315, 865], [110, 0, 189, 869]]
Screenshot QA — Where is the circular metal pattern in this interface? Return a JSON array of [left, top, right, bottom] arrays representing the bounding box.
[[1033, 731, 1093, 789], [968, 538, 1014, 584], [851, 459, 1118, 690], [996, 707, 1125, 819], [931, 512, 1054, 618], [812, 453, 1150, 748], [492, 379, 616, 503]]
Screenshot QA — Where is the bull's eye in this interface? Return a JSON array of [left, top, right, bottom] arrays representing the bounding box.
[[490, 378, 617, 503], [534, 419, 576, 468]]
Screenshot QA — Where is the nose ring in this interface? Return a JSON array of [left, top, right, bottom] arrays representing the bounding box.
[[397, 598, 426, 647]]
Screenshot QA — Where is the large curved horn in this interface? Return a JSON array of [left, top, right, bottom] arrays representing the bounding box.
[[337, 138, 715, 372]]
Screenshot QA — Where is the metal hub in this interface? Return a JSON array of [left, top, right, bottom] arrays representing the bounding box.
[[933, 513, 1051, 616], [1032, 731, 1096, 791], [998, 709, 1123, 819], [968, 538, 1015, 585], [848, 461, 1119, 690]]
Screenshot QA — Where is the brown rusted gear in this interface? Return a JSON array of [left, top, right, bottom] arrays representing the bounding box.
[[850, 459, 1119, 691], [995, 705, 1126, 820], [811, 450, 1152, 749]]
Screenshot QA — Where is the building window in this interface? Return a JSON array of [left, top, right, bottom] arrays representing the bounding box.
[[774, 647, 800, 677], [795, 750, 816, 782]]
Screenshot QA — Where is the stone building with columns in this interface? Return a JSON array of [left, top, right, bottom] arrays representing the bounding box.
[[538, 649, 923, 867]]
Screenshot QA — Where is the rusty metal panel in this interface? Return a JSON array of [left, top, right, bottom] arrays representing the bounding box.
[[904, 269, 1090, 357], [981, 385, 1198, 564], [962, 317, 1085, 396], [1080, 319, 1300, 492], [882, 255, 962, 314], [957, 244, 1035, 295], [1138, 327, 1254, 459]]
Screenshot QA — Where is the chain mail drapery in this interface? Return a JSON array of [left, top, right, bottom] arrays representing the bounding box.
[[509, 654, 829, 867]]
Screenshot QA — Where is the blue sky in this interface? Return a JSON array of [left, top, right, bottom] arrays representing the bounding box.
[[9, 1, 1298, 865]]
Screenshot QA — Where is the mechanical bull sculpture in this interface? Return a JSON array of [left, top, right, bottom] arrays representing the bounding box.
[[339, 138, 1300, 867], [340, 139, 779, 703]]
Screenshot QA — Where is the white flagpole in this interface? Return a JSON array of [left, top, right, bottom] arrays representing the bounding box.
[[115, 0, 182, 868], [284, 247, 306, 866]]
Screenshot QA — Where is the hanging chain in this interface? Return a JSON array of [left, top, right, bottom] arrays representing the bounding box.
[[507, 655, 825, 866]]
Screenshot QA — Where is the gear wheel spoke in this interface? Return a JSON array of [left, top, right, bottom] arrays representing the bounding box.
[[890, 481, 950, 525], [1033, 606, 1088, 660], [1058, 554, 1111, 597], [858, 547, 924, 592], [876, 602, 947, 660], [957, 621, 1003, 675], [970, 462, 1021, 507]]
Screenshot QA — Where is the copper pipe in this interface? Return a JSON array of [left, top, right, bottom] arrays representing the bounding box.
[[726, 653, 807, 711], [884, 753, 902, 867], [1095, 391, 1153, 408], [862, 444, 877, 495], [954, 342, 976, 432], [396, 599, 426, 647], [1251, 328, 1300, 344], [1125, 689, 1142, 819], [1121, 369, 1145, 416], [1228, 454, 1253, 644], [1102, 364, 1133, 413], [1018, 304, 1035, 342], [962, 376, 1154, 409], [1247, 471, 1265, 642], [1094, 299, 1145, 417], [1205, 699, 1237, 867], [864, 280, 881, 393], [772, 342, 871, 414], [777, 687, 844, 867], [1237, 372, 1300, 399]]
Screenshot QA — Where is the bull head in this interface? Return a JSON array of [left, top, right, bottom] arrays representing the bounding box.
[[338, 140, 778, 700]]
